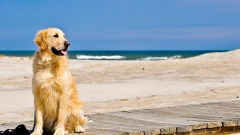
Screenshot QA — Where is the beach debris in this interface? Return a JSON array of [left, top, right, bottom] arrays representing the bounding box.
[[2, 129, 14, 135], [120, 98, 129, 101], [0, 124, 29, 135], [89, 120, 94, 123], [14, 124, 29, 135]]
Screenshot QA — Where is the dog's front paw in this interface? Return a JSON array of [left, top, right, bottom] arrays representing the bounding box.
[[54, 128, 64, 135], [75, 125, 85, 133], [31, 130, 42, 135]]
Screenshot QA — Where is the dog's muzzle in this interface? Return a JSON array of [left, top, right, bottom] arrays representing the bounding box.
[[51, 41, 70, 56]]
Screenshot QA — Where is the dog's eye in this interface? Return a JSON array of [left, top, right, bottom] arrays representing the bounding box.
[[53, 34, 59, 38]]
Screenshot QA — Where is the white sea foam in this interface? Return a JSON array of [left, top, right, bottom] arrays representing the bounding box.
[[139, 55, 182, 60], [76, 55, 125, 60]]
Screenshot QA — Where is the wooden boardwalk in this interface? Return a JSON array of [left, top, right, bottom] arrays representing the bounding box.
[[1, 100, 240, 135]]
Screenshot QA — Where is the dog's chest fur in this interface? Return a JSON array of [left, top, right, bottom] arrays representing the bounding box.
[[34, 64, 68, 100]]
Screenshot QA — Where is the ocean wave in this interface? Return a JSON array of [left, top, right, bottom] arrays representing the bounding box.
[[76, 55, 125, 60], [139, 55, 182, 60]]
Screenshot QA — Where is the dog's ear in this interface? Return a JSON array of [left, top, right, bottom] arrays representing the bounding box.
[[34, 30, 48, 50]]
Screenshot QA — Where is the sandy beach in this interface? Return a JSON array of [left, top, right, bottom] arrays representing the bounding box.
[[0, 50, 240, 124]]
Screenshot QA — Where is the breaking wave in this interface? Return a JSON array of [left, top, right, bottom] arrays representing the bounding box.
[[76, 55, 125, 60], [138, 55, 182, 60]]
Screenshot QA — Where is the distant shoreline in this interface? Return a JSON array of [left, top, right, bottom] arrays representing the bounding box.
[[0, 50, 228, 60]]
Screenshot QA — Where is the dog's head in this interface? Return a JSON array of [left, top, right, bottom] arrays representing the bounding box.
[[34, 28, 70, 56]]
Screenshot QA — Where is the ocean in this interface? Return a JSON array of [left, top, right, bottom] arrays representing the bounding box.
[[0, 50, 227, 60]]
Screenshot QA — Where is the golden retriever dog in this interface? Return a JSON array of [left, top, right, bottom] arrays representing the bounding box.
[[31, 28, 87, 135]]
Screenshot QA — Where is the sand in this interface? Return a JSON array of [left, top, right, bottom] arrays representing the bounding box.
[[0, 50, 240, 123]]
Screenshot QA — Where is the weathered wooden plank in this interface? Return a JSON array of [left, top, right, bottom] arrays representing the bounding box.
[[129, 108, 220, 123], [166, 106, 240, 118], [83, 127, 123, 135], [222, 121, 238, 127], [136, 106, 221, 120], [176, 125, 193, 133], [89, 114, 171, 129], [144, 128, 161, 135], [86, 119, 138, 132], [88, 115, 164, 135], [147, 105, 240, 123], [87, 121, 153, 135], [160, 127, 176, 134], [120, 131, 144, 135], [207, 122, 222, 128], [107, 111, 198, 126], [192, 123, 207, 130], [80, 129, 122, 135]]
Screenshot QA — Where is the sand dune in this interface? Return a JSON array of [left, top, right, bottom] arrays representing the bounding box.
[[0, 50, 240, 123]]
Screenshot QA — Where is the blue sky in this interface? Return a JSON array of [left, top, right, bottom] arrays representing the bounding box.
[[0, 0, 240, 50]]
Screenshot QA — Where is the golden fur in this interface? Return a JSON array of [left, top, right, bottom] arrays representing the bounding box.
[[31, 28, 86, 135]]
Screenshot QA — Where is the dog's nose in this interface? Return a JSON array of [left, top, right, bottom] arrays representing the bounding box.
[[64, 41, 70, 47]]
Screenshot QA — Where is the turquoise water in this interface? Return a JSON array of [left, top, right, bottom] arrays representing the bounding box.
[[0, 50, 227, 60]]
